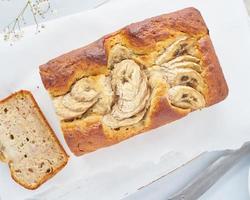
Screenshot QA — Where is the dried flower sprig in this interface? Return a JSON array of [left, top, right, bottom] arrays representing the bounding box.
[[2, 0, 52, 44]]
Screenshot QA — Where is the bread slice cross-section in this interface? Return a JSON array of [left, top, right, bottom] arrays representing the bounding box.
[[0, 90, 68, 189]]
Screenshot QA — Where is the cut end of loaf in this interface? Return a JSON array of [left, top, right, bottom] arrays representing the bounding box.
[[0, 90, 68, 189]]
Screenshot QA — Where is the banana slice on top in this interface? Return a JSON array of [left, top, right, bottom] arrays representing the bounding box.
[[70, 78, 98, 102], [162, 61, 202, 73], [168, 86, 205, 110], [103, 109, 147, 129], [62, 93, 98, 112], [91, 75, 114, 115], [110, 59, 149, 120], [167, 55, 200, 65], [155, 36, 188, 65], [103, 59, 150, 128], [108, 44, 132, 68], [147, 65, 166, 88], [165, 68, 205, 93], [161, 54, 202, 73], [53, 96, 84, 121]]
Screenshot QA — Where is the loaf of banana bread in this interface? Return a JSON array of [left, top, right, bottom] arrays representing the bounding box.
[[40, 7, 228, 156]]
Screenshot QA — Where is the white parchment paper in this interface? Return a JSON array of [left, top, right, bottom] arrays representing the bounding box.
[[0, 0, 250, 199]]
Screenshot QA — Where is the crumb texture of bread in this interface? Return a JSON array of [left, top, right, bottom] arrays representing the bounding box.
[[0, 91, 68, 189], [40, 7, 228, 156]]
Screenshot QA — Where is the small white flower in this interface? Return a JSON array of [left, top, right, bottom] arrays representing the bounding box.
[[2, 0, 51, 44], [3, 34, 9, 41]]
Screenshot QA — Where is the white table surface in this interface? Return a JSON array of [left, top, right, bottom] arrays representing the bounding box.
[[125, 153, 250, 200], [0, 1, 250, 200]]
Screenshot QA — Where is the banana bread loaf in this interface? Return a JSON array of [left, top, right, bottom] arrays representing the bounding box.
[[40, 7, 228, 156]]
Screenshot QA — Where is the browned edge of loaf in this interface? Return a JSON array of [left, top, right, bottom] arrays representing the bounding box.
[[39, 7, 209, 96], [39, 7, 228, 156], [0, 90, 69, 190], [198, 36, 228, 105]]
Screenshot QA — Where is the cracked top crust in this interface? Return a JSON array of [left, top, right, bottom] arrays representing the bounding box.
[[40, 7, 208, 96]]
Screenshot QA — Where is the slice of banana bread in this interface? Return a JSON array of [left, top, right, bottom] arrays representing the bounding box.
[[0, 90, 68, 190]]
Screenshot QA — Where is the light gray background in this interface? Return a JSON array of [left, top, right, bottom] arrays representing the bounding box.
[[0, 0, 108, 30]]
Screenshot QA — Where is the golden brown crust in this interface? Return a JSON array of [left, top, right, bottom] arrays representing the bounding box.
[[62, 117, 116, 156], [39, 7, 228, 156], [121, 7, 208, 50], [39, 38, 109, 96], [62, 119, 147, 155], [148, 97, 189, 129], [198, 36, 229, 106], [10, 158, 68, 190], [0, 90, 69, 190], [40, 7, 208, 96]]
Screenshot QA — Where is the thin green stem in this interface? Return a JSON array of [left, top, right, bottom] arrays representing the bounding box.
[[2, 0, 51, 42], [6, 1, 29, 28], [28, 1, 39, 30]]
